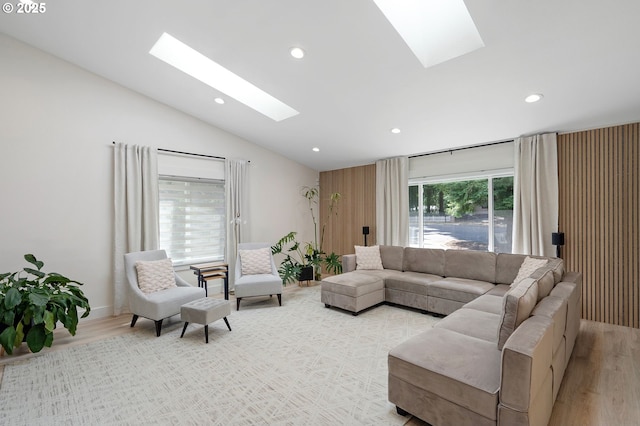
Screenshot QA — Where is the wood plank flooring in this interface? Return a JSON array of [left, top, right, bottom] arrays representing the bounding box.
[[2, 289, 639, 425]]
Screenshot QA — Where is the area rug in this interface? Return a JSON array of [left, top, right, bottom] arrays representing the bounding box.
[[0, 285, 438, 425]]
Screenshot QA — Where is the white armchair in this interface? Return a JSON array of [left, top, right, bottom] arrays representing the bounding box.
[[234, 242, 283, 310], [124, 249, 205, 336]]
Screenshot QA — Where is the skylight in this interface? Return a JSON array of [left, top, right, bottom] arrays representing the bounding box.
[[373, 0, 484, 68], [150, 33, 299, 122]]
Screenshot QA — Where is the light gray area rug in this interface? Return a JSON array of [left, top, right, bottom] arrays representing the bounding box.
[[0, 285, 438, 425]]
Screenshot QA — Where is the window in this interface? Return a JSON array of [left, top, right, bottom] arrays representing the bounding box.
[[159, 176, 225, 266], [409, 171, 513, 253]]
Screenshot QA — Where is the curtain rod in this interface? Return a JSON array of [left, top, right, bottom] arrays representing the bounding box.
[[112, 141, 249, 162], [409, 138, 513, 159]]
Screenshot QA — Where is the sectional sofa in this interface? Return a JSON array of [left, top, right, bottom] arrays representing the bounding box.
[[320, 245, 582, 426]]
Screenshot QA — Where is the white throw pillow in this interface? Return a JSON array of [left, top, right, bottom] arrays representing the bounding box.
[[355, 245, 384, 270], [239, 247, 272, 275], [511, 256, 548, 288], [135, 258, 177, 294]]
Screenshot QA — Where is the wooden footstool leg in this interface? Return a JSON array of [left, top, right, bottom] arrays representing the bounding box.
[[180, 322, 189, 338], [204, 324, 209, 343], [223, 317, 232, 331]]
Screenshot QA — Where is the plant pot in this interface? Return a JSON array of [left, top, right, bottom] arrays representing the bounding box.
[[298, 265, 314, 282]]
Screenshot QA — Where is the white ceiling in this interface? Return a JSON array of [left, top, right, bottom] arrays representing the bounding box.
[[2, 0, 640, 171]]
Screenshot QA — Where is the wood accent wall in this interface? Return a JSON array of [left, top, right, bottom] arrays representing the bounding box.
[[558, 123, 640, 328], [319, 164, 376, 257]]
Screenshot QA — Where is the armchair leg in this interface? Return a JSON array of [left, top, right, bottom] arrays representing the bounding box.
[[130, 314, 139, 328], [236, 298, 241, 311], [277, 294, 282, 306], [154, 319, 163, 337]]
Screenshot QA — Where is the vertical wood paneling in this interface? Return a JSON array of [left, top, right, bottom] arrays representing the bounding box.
[[319, 164, 376, 259], [558, 122, 640, 328]]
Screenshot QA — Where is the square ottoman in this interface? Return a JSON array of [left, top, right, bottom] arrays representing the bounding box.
[[180, 298, 231, 343], [321, 273, 384, 315]]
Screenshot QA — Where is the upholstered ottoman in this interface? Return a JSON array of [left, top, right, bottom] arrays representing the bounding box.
[[180, 298, 231, 343], [321, 273, 384, 315]]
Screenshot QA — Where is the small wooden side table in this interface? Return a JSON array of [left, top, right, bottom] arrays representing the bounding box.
[[190, 262, 229, 299]]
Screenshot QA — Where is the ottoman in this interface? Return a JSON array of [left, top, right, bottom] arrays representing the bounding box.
[[180, 298, 232, 343], [321, 273, 384, 315]]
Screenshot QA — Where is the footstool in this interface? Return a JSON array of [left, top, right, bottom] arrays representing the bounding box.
[[180, 298, 231, 343], [321, 273, 384, 315]]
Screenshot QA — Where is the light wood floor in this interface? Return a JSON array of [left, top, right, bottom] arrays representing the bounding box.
[[2, 289, 639, 425]]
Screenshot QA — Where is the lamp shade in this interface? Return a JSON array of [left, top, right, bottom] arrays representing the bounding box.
[[552, 232, 565, 246]]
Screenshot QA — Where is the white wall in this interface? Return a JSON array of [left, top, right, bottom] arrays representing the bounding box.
[[0, 34, 318, 318]]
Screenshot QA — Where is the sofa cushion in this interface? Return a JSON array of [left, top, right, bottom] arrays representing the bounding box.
[[389, 328, 501, 421], [321, 272, 383, 297], [403, 247, 445, 276], [379, 245, 404, 271], [531, 295, 567, 354], [529, 268, 555, 300], [436, 307, 501, 343], [498, 277, 539, 350], [384, 271, 440, 296], [428, 277, 495, 304], [444, 250, 496, 283], [495, 253, 527, 285], [464, 294, 504, 315], [355, 245, 383, 270], [485, 284, 510, 297], [511, 256, 549, 287]]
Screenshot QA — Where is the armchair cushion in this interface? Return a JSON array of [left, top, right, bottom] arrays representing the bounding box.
[[239, 247, 272, 275], [135, 258, 177, 294]]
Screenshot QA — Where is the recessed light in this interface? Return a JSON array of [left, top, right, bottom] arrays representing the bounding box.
[[391, 128, 401, 134], [312, 147, 320, 152], [214, 97, 225, 104], [525, 93, 544, 103], [150, 33, 299, 122], [290, 47, 305, 59]]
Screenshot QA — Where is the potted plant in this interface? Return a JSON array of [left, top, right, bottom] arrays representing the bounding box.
[[0, 254, 91, 355], [272, 187, 343, 284], [271, 231, 314, 285]]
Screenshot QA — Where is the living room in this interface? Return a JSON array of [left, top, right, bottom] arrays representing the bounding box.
[[1, 1, 639, 425]]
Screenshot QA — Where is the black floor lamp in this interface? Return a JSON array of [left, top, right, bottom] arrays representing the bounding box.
[[552, 232, 565, 258], [363, 226, 370, 247]]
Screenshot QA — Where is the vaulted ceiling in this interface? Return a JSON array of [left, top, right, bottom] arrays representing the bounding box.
[[2, 0, 639, 171]]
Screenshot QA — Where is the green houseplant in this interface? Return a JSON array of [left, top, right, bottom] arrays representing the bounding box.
[[272, 187, 342, 284], [0, 254, 91, 355]]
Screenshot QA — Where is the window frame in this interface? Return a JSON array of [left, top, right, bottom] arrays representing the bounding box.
[[158, 175, 226, 267], [409, 168, 513, 252]]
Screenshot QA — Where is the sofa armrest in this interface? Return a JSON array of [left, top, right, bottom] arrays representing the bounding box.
[[500, 315, 553, 412], [342, 254, 356, 273]]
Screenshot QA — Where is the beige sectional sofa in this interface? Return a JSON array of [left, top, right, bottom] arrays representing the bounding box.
[[320, 246, 582, 426]]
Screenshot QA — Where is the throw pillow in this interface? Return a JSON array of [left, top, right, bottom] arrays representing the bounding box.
[[135, 258, 177, 294], [355, 245, 384, 270], [239, 247, 272, 275], [511, 256, 548, 288], [498, 277, 539, 350]]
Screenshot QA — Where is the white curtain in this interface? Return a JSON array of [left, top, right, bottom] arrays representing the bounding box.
[[376, 156, 409, 246], [225, 159, 249, 289], [512, 133, 558, 256], [113, 143, 159, 315]]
